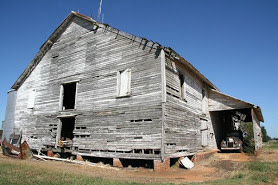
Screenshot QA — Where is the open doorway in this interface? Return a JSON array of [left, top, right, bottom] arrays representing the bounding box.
[[210, 108, 252, 149], [60, 117, 75, 141]]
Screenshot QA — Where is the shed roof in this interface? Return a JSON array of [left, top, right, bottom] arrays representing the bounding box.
[[209, 89, 264, 122]]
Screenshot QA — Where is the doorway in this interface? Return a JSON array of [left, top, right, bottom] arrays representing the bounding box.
[[60, 117, 75, 141]]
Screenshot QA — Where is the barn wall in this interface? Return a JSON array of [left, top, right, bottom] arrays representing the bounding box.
[[252, 109, 263, 151], [209, 90, 251, 111], [2, 89, 17, 141], [163, 58, 217, 157], [13, 16, 162, 159]]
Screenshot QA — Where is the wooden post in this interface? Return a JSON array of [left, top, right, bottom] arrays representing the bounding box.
[[160, 49, 166, 161]]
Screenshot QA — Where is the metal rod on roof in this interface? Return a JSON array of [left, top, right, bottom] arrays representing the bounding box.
[[97, 0, 103, 21]]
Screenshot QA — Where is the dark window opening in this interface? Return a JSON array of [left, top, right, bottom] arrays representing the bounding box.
[[154, 150, 161, 155], [144, 149, 152, 154], [62, 82, 76, 110], [167, 143, 176, 146], [179, 73, 186, 100], [179, 74, 184, 89], [134, 149, 142, 154], [61, 117, 75, 141], [202, 89, 206, 99]]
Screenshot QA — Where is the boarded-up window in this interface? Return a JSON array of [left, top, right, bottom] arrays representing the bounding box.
[[117, 69, 131, 97], [27, 89, 36, 109]]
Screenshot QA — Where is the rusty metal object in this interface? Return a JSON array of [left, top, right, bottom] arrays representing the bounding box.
[[2, 139, 33, 159], [2, 139, 20, 152], [1, 139, 20, 158], [20, 141, 33, 159]]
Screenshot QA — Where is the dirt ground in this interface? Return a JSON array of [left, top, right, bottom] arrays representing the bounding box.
[[0, 149, 257, 184]]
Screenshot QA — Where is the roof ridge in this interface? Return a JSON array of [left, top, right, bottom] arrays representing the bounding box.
[[12, 11, 218, 91]]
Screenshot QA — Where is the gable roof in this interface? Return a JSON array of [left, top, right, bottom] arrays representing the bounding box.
[[11, 11, 218, 91], [11, 11, 263, 122]]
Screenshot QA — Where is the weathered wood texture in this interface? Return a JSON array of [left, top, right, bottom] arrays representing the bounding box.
[[252, 109, 263, 151], [209, 89, 252, 111], [13, 16, 162, 160], [2, 90, 17, 141], [163, 58, 217, 157], [209, 111, 225, 148], [9, 12, 263, 161]]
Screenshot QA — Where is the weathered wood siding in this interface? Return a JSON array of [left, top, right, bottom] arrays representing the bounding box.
[[13, 16, 162, 160], [209, 111, 225, 148], [2, 90, 17, 141], [252, 109, 263, 151], [163, 59, 216, 157], [209, 89, 251, 111]]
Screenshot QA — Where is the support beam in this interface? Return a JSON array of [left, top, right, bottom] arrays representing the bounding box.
[[160, 49, 166, 161]]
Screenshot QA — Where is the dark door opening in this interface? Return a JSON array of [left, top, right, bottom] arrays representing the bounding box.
[[62, 82, 76, 110], [60, 117, 75, 141], [210, 108, 252, 149]]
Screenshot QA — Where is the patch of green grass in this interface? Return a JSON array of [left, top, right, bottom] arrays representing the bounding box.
[[0, 161, 142, 185], [246, 161, 278, 184], [247, 161, 278, 172], [265, 141, 278, 149], [188, 160, 278, 185]]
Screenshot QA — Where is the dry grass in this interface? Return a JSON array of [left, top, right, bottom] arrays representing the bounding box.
[[0, 141, 278, 184]]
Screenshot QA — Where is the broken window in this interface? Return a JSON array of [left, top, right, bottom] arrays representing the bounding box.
[[59, 82, 77, 110], [27, 89, 36, 109], [179, 74, 187, 101], [60, 117, 75, 141], [117, 69, 131, 97]]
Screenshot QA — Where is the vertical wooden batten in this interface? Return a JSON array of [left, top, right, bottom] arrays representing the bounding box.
[[161, 49, 166, 161]]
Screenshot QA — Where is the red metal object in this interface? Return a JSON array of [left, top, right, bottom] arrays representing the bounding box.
[[2, 139, 20, 152]]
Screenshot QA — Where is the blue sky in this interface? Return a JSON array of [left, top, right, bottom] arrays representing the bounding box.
[[0, 0, 277, 137]]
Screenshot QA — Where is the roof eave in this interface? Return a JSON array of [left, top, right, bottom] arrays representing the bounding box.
[[209, 89, 264, 122], [11, 11, 79, 90], [164, 47, 219, 91]]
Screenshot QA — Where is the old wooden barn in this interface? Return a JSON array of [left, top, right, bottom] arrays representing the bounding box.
[[2, 11, 263, 171]]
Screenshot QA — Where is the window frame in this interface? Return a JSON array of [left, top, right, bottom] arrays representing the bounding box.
[[178, 73, 187, 102], [116, 69, 131, 98], [59, 81, 79, 111], [27, 89, 36, 109]]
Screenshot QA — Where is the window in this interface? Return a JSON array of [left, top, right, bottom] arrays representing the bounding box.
[[117, 69, 131, 97], [179, 74, 187, 101], [27, 89, 36, 109], [59, 82, 77, 110], [202, 89, 206, 114]]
